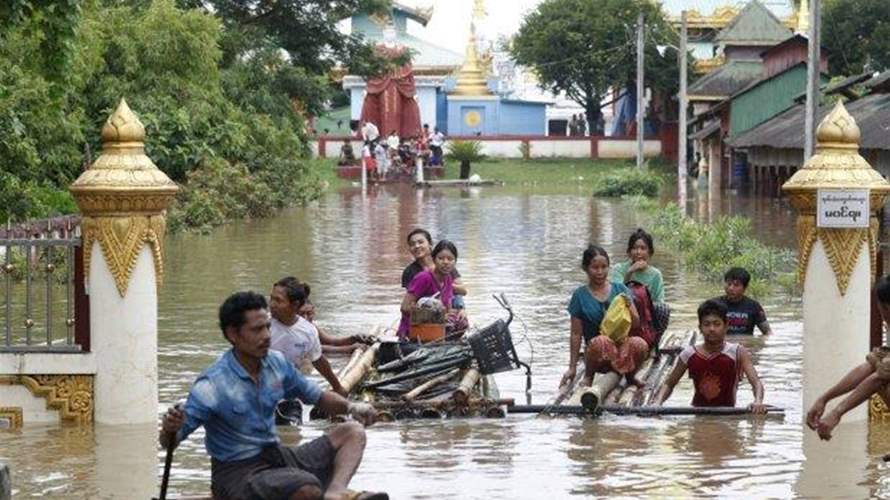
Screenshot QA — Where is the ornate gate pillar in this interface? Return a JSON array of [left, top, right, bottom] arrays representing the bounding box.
[[69, 100, 178, 424], [783, 101, 890, 422]]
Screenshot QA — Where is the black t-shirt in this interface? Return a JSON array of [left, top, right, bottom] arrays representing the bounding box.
[[401, 261, 461, 288], [715, 296, 767, 335]]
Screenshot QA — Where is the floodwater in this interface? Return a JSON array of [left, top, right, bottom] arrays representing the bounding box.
[[4, 182, 890, 499]]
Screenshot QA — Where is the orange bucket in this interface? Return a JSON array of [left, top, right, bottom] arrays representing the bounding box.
[[408, 323, 446, 343]]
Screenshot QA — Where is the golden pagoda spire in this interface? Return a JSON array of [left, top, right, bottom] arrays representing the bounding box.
[[797, 0, 810, 33], [472, 0, 486, 20], [451, 23, 493, 96]]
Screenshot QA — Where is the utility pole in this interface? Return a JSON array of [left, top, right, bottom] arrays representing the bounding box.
[[678, 10, 688, 206], [636, 11, 645, 168], [804, 0, 821, 160]]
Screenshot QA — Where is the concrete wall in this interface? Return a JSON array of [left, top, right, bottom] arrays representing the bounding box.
[[598, 139, 662, 159], [314, 136, 665, 160], [528, 138, 590, 158]]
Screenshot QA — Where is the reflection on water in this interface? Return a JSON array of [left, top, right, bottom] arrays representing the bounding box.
[[3, 185, 890, 498]]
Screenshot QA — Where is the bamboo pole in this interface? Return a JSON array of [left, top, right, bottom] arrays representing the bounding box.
[[340, 341, 380, 394], [579, 371, 621, 411], [403, 368, 460, 402], [507, 404, 784, 416], [618, 356, 656, 406], [453, 367, 481, 404], [481, 374, 499, 401], [337, 345, 366, 379]]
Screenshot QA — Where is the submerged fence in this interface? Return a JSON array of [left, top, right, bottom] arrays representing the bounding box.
[[0, 217, 88, 352]]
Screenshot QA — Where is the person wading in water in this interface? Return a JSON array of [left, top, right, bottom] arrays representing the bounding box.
[[160, 291, 387, 500], [654, 299, 767, 413]]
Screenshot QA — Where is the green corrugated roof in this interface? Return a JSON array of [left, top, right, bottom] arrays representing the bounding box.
[[715, 0, 792, 46], [688, 60, 764, 97]]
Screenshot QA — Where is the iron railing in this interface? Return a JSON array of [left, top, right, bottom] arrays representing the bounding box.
[[1, 219, 86, 353]]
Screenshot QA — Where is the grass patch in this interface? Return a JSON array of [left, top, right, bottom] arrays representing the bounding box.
[[626, 198, 796, 298], [592, 168, 662, 197], [442, 157, 637, 185]]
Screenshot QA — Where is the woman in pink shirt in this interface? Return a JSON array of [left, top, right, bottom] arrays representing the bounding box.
[[398, 240, 468, 339]]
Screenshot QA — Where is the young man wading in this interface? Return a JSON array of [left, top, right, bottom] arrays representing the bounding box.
[[160, 291, 387, 500]]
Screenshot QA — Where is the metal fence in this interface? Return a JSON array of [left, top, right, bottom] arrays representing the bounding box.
[[1, 219, 87, 353]]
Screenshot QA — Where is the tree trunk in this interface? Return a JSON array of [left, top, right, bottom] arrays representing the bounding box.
[[460, 160, 471, 180], [585, 98, 603, 136]]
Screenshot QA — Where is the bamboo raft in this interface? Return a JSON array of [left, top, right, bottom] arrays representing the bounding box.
[[526, 329, 785, 418], [311, 325, 514, 421], [536, 329, 698, 416]]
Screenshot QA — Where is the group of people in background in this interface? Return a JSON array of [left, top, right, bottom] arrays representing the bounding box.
[[562, 228, 770, 413], [337, 121, 446, 181]]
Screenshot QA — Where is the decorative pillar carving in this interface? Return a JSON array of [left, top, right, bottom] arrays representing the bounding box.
[[69, 99, 177, 424]]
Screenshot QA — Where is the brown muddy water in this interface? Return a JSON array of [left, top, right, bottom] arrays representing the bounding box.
[[3, 183, 890, 499]]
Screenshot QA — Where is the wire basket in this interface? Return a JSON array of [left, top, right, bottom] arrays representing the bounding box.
[[466, 318, 520, 375]]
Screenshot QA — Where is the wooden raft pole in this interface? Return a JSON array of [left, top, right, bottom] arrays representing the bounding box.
[[453, 366, 481, 404], [507, 404, 785, 416], [403, 368, 460, 402]]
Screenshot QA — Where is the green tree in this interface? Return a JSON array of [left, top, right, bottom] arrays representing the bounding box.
[[823, 0, 890, 75], [509, 0, 680, 132]]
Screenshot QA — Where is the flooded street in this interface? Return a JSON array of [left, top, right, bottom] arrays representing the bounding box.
[[4, 183, 890, 498]]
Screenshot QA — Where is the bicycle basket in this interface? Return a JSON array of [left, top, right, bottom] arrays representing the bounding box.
[[466, 318, 519, 375]]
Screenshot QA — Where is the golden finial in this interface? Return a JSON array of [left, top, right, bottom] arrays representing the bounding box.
[[815, 100, 861, 148], [100, 99, 146, 145], [70, 98, 178, 297], [796, 0, 810, 33]]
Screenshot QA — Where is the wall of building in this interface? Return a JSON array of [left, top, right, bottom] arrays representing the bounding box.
[[446, 98, 500, 136], [416, 87, 438, 129], [498, 101, 547, 135], [730, 65, 808, 136], [350, 87, 364, 121]]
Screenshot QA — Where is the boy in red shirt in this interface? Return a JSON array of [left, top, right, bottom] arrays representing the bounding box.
[[655, 299, 767, 413]]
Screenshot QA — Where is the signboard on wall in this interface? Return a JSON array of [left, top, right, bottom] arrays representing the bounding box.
[[817, 189, 869, 228]]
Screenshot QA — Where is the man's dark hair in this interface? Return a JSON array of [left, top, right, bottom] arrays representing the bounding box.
[[627, 228, 655, 255], [274, 276, 310, 306], [876, 275, 890, 304], [407, 228, 433, 246], [724, 267, 751, 288], [219, 291, 267, 338], [697, 299, 728, 323], [581, 244, 610, 270]]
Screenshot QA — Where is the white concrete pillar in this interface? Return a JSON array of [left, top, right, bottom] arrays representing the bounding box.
[[70, 99, 178, 425], [802, 241, 871, 420], [783, 101, 890, 423], [95, 423, 156, 499], [90, 246, 158, 424]]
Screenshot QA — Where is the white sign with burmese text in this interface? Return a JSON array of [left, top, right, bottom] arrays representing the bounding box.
[[817, 189, 869, 228]]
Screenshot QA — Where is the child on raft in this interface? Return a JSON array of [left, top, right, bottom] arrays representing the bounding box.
[[398, 240, 468, 339], [654, 299, 767, 413]]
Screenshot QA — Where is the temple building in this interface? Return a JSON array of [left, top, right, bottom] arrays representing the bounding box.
[[342, 0, 546, 136], [658, 0, 806, 74]]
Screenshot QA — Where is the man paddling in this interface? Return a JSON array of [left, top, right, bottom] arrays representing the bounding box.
[[806, 275, 890, 440], [160, 291, 387, 500], [654, 299, 767, 413]]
